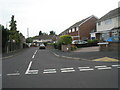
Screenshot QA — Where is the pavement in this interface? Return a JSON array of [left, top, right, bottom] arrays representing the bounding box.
[[2, 48, 29, 59], [51, 46, 120, 62], [2, 47, 120, 88]]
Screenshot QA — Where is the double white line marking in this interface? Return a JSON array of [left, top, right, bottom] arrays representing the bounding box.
[[61, 67, 75, 73], [78, 67, 94, 71], [112, 65, 120, 68], [95, 65, 111, 70], [43, 69, 56, 74]]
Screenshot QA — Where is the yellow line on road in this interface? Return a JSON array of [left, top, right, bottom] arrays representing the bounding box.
[[93, 57, 120, 62]]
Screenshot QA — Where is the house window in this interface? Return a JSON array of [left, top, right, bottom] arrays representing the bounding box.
[[98, 22, 101, 26], [72, 28, 75, 32], [112, 31, 118, 36], [104, 19, 112, 25], [69, 29, 71, 33], [102, 33, 109, 41], [76, 27, 79, 31], [118, 16, 120, 21]]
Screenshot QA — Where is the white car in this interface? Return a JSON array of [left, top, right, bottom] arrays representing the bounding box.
[[72, 40, 88, 44]]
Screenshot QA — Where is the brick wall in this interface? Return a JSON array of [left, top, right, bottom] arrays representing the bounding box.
[[60, 16, 98, 41], [79, 17, 97, 40], [67, 17, 97, 40]]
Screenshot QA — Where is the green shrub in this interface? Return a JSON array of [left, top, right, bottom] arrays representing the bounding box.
[[87, 39, 98, 44], [71, 45, 77, 51], [58, 35, 72, 45], [56, 35, 72, 50]]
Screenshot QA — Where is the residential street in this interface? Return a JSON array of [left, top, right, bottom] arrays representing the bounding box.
[[2, 47, 119, 88]]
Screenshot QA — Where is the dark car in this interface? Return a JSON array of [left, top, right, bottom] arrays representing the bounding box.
[[39, 43, 45, 49]]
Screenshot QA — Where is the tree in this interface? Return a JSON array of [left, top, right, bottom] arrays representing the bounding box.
[[49, 31, 56, 35], [39, 31, 43, 36], [9, 15, 21, 43], [26, 37, 33, 43], [9, 15, 17, 31], [58, 35, 72, 45]]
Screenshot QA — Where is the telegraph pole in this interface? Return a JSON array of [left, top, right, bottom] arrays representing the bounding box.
[[27, 28, 30, 47], [27, 28, 29, 38]]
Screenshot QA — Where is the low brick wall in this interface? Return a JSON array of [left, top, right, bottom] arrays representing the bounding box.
[[108, 42, 120, 51], [61, 44, 71, 52], [98, 42, 120, 51]]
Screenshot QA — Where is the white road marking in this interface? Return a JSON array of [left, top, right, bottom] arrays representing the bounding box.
[[53, 53, 60, 57], [43, 69, 56, 74], [26, 70, 39, 74], [79, 68, 94, 71], [95, 65, 107, 68], [78, 67, 94, 71], [61, 68, 74, 70], [25, 61, 39, 74], [32, 50, 38, 59], [25, 50, 39, 74], [97, 67, 112, 70], [61, 67, 75, 73], [7, 73, 20, 76], [25, 61, 33, 74], [117, 67, 120, 68], [32, 55, 35, 59], [61, 70, 75, 73], [0, 74, 2, 77], [43, 71, 57, 74], [44, 69, 56, 71], [112, 65, 120, 67], [34, 50, 38, 55], [78, 67, 90, 69]]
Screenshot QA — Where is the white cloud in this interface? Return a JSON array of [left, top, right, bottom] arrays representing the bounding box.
[[0, 0, 119, 37]]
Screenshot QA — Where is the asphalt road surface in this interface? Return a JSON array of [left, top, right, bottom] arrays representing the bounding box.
[[2, 47, 120, 88]]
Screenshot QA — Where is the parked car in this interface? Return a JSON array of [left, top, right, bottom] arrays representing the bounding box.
[[39, 43, 46, 49], [106, 36, 120, 42], [72, 40, 88, 44]]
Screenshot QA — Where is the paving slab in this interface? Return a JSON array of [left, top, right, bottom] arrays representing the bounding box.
[[51, 46, 119, 62]]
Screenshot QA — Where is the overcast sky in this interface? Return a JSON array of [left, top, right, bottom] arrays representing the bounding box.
[[0, 0, 119, 38]]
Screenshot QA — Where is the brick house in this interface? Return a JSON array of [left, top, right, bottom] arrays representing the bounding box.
[[96, 7, 120, 41], [59, 15, 98, 41]]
